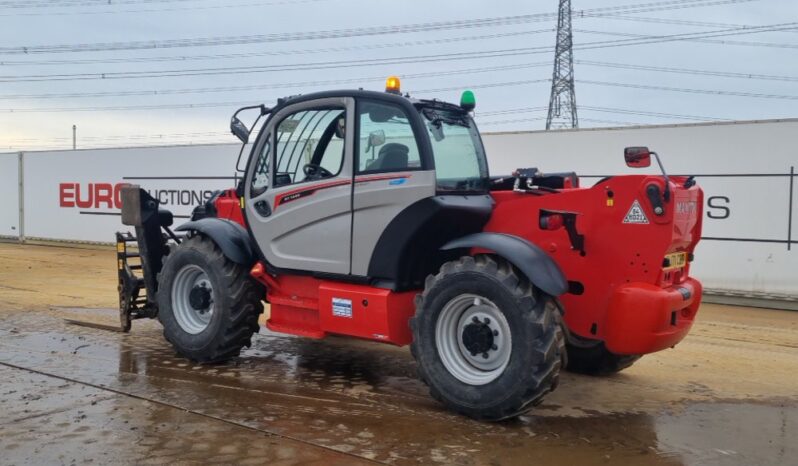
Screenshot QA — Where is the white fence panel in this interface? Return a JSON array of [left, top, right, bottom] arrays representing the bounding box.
[[23, 144, 239, 243], [0, 153, 19, 238]]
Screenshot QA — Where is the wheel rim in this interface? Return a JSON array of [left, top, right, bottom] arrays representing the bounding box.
[[171, 264, 214, 335], [435, 294, 512, 386]]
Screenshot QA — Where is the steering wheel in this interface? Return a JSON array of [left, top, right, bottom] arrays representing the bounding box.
[[302, 163, 334, 179]]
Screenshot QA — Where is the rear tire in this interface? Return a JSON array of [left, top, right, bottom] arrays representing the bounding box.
[[410, 255, 563, 421], [565, 336, 640, 375], [156, 235, 263, 363]]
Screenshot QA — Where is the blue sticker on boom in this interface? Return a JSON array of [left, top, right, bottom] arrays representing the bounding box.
[[389, 178, 407, 185]]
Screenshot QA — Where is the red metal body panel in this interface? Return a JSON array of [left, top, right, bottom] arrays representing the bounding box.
[[250, 263, 416, 345], [604, 278, 702, 354], [213, 189, 245, 226], [248, 173, 703, 356], [319, 283, 416, 345], [484, 175, 703, 354]]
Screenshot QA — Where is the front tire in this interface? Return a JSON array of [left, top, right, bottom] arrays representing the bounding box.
[[156, 235, 263, 363], [410, 255, 563, 421]]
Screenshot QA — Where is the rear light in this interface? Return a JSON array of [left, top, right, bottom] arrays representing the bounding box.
[[540, 213, 564, 230]]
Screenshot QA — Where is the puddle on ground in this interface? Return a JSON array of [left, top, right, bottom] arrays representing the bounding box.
[[1, 309, 796, 465]]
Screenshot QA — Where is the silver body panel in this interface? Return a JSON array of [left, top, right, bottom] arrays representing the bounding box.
[[351, 170, 436, 275], [244, 96, 440, 277], [244, 97, 356, 274]]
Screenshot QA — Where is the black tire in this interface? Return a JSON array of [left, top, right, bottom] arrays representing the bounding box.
[[565, 336, 641, 376], [156, 234, 263, 363], [410, 255, 563, 421]]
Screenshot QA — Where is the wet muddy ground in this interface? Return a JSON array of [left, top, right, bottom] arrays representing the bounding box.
[[1, 243, 797, 465]]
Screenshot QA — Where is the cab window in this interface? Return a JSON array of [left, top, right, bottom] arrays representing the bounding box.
[[422, 108, 489, 192], [274, 108, 346, 187], [357, 100, 421, 173], [250, 135, 270, 196]]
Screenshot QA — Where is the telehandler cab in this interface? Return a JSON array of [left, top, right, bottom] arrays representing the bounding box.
[[117, 77, 703, 420]]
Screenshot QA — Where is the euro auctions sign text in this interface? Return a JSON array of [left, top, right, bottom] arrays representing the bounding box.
[[59, 182, 127, 209], [19, 144, 237, 243], [59, 182, 217, 211]]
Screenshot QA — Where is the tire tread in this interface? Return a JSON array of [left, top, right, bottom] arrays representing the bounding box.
[[157, 235, 263, 363], [410, 254, 564, 421]]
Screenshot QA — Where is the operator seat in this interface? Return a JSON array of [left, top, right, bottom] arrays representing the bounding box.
[[367, 143, 409, 171]]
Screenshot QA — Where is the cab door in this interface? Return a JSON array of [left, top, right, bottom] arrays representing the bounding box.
[[244, 97, 355, 274], [350, 99, 436, 277]]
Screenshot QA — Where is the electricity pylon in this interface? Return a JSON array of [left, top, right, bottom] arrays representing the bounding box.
[[546, 0, 578, 130]]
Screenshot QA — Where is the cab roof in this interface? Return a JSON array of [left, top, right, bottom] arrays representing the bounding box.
[[273, 89, 467, 115]]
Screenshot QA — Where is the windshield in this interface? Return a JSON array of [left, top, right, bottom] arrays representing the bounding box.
[[421, 107, 489, 192]]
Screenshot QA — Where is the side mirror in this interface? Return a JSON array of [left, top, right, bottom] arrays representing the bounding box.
[[334, 116, 346, 139], [624, 146, 651, 168], [367, 130, 385, 148], [230, 117, 250, 143]]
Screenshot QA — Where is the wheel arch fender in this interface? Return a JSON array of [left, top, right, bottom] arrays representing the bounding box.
[[441, 232, 568, 297], [175, 218, 255, 266]]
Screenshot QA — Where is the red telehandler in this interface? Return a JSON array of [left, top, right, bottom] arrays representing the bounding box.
[[116, 78, 703, 420]]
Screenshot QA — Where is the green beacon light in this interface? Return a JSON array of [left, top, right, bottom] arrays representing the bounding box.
[[460, 90, 476, 111]]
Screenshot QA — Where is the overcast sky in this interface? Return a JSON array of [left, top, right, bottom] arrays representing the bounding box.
[[0, 0, 796, 151]]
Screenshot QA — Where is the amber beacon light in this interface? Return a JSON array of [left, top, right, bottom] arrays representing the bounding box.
[[385, 76, 401, 94]]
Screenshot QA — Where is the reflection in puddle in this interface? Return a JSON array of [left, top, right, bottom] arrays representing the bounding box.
[[656, 401, 797, 465], [1, 310, 796, 465]]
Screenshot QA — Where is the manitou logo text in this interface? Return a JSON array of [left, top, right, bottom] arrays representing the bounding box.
[[59, 182, 215, 209], [676, 201, 697, 215]]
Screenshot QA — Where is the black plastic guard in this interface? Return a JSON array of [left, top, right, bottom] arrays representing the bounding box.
[[175, 218, 255, 266], [119, 186, 169, 308], [441, 232, 568, 297]]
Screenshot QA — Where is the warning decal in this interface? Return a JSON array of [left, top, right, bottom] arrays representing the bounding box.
[[332, 298, 353, 318], [623, 200, 650, 224]]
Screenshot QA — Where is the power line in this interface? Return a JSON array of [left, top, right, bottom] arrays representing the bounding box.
[[0, 0, 205, 8], [476, 105, 728, 121], [0, 0, 749, 18], [0, 0, 729, 9], [0, 62, 553, 100], [580, 105, 728, 121], [0, 0, 757, 55], [0, 50, 554, 82], [0, 0, 328, 16], [0, 29, 554, 67], [577, 60, 798, 82], [3, 22, 793, 83], [580, 12, 798, 35], [0, 13, 560, 55], [477, 107, 550, 117], [580, 79, 798, 100], [460, 117, 551, 127], [0, 6, 766, 67], [10, 71, 798, 114], [575, 27, 798, 49], [571, 22, 798, 52], [580, 117, 641, 126], [0, 79, 552, 113], [412, 79, 550, 95]]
